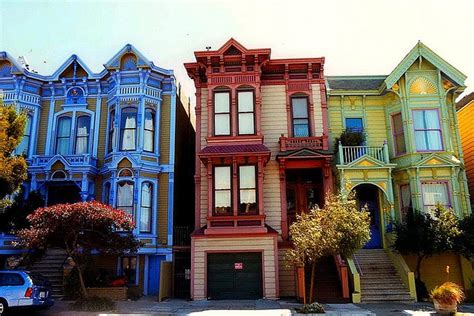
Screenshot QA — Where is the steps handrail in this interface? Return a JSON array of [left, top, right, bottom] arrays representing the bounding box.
[[346, 257, 361, 303], [333, 255, 350, 299]]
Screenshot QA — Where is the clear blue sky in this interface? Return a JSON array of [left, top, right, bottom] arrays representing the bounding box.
[[1, 0, 473, 102]]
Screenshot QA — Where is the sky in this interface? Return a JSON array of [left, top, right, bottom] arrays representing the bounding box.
[[1, 0, 473, 104]]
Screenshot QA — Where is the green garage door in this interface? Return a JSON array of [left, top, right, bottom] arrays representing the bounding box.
[[207, 252, 263, 300]]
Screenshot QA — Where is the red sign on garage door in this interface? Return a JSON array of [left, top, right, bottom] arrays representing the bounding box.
[[234, 262, 243, 270]]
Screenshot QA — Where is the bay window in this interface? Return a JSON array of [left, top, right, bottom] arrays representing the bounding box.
[[237, 91, 255, 135], [103, 182, 111, 205], [17, 114, 32, 155], [144, 109, 155, 152], [213, 166, 232, 215], [214, 92, 231, 136], [75, 116, 91, 154], [392, 113, 406, 155], [422, 182, 450, 212], [413, 109, 443, 151], [56, 116, 72, 155], [238, 165, 257, 214], [117, 181, 134, 217], [140, 182, 152, 233], [108, 110, 115, 153], [399, 184, 412, 219], [120, 108, 137, 151], [291, 97, 310, 137]]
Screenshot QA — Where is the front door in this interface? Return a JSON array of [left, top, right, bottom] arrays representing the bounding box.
[[356, 185, 382, 249], [147, 256, 163, 296]]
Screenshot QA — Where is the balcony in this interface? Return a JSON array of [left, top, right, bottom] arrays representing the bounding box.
[[337, 142, 389, 165], [279, 135, 328, 152], [31, 154, 98, 168]]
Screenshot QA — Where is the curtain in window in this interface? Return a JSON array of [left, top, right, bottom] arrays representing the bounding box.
[[144, 109, 155, 152], [140, 182, 152, 232], [121, 109, 137, 150], [17, 115, 32, 155], [239, 165, 257, 214], [214, 166, 231, 215], [117, 181, 134, 216], [75, 116, 90, 154], [422, 182, 449, 212], [56, 117, 72, 155], [414, 110, 442, 151]]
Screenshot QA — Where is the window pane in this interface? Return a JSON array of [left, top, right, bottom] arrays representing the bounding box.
[[426, 131, 442, 150], [57, 117, 72, 137], [121, 108, 137, 150], [395, 135, 406, 154], [140, 182, 152, 233], [393, 114, 403, 133], [346, 118, 363, 132], [238, 113, 254, 135], [75, 116, 90, 154], [239, 189, 256, 214], [141, 182, 152, 207], [117, 181, 134, 216], [292, 98, 308, 118], [215, 166, 231, 189], [108, 111, 115, 153], [214, 92, 230, 113], [215, 114, 230, 135], [140, 207, 151, 232], [413, 111, 425, 129], [144, 130, 154, 152], [423, 183, 449, 211], [238, 91, 253, 112], [215, 191, 231, 214], [145, 110, 154, 130], [56, 138, 69, 155], [239, 166, 255, 189], [425, 110, 440, 129], [293, 121, 309, 137], [415, 131, 428, 151]]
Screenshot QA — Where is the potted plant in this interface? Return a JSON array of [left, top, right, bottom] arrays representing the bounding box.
[[430, 282, 465, 314]]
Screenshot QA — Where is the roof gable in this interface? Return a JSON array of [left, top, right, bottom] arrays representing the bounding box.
[[104, 44, 152, 69], [51, 54, 95, 80], [385, 41, 467, 89], [0, 51, 27, 75], [415, 153, 461, 167]]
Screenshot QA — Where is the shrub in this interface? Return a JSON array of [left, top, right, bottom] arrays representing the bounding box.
[[70, 296, 116, 312], [430, 282, 465, 305], [334, 130, 365, 150], [298, 302, 325, 314]]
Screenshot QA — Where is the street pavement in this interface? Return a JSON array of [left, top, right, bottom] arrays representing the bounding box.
[[9, 298, 474, 315]]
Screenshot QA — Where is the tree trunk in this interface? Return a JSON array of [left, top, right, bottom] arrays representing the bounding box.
[[76, 262, 88, 299], [415, 255, 424, 281], [309, 262, 316, 303]]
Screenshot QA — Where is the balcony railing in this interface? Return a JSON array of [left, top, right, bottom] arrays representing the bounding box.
[[338, 142, 389, 165], [31, 154, 98, 167], [279, 135, 328, 152]]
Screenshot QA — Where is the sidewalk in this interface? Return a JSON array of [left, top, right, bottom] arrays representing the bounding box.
[[34, 298, 474, 315]]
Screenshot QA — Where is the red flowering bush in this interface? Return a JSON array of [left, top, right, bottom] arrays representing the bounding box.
[[16, 201, 141, 297]]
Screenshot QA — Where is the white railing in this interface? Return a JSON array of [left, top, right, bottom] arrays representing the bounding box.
[[145, 86, 161, 99], [118, 85, 141, 95], [32, 154, 98, 167], [338, 142, 389, 165], [19, 92, 40, 105], [1, 90, 16, 101]]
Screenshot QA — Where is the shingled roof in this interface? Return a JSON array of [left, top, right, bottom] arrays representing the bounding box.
[[326, 76, 386, 91], [456, 92, 474, 111]]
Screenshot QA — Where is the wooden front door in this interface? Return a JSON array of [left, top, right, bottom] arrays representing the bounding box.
[[286, 172, 323, 226]]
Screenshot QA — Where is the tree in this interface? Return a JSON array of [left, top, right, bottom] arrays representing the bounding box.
[[16, 201, 141, 298], [455, 213, 474, 260], [0, 102, 27, 209], [392, 204, 460, 299], [286, 191, 371, 303], [0, 189, 44, 232]]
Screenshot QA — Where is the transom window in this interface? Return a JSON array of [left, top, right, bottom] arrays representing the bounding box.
[[214, 92, 231, 136], [144, 109, 155, 152], [237, 91, 255, 135], [291, 97, 310, 137], [413, 109, 443, 151], [392, 113, 406, 155], [17, 114, 32, 156], [140, 182, 153, 233], [213, 166, 232, 215], [56, 116, 72, 155], [422, 182, 450, 212], [75, 116, 91, 154], [120, 108, 137, 151], [238, 165, 257, 214]]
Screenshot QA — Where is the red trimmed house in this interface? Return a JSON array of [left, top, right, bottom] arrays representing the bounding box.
[[185, 39, 338, 300]]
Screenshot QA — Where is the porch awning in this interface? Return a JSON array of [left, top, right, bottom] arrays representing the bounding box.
[[199, 144, 271, 161]]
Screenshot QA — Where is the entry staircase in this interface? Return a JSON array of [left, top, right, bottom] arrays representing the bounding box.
[[354, 249, 413, 303], [28, 248, 67, 298], [307, 256, 350, 303]]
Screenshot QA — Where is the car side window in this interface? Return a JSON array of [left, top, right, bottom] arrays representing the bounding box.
[[0, 273, 25, 286]]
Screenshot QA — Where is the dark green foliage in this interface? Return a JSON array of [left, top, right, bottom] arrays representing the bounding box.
[[0, 190, 44, 232], [298, 302, 325, 314], [70, 296, 115, 312], [334, 130, 365, 150], [456, 213, 474, 260]]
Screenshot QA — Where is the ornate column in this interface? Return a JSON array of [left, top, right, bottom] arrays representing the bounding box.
[[279, 160, 288, 240]]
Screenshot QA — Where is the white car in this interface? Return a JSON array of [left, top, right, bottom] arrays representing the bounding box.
[[0, 270, 54, 314]]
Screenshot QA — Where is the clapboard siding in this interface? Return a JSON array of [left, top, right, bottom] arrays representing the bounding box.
[[278, 249, 296, 297], [311, 84, 324, 136], [261, 85, 287, 153], [458, 103, 474, 206], [36, 100, 50, 155], [263, 160, 282, 233], [193, 236, 277, 300]]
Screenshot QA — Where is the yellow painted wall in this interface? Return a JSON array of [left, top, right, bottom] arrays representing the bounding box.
[[36, 100, 50, 155], [160, 95, 171, 165], [458, 101, 474, 206], [157, 172, 169, 245]]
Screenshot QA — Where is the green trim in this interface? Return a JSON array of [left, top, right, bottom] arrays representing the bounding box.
[[347, 258, 361, 303], [385, 41, 467, 89]]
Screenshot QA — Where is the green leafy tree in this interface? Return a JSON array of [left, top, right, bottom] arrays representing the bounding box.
[[0, 190, 44, 232], [17, 201, 142, 298], [286, 191, 371, 303], [392, 204, 460, 299], [455, 213, 474, 260], [0, 101, 27, 209]]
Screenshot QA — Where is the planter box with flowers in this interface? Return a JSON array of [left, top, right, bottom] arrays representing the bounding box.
[[431, 281, 465, 314]]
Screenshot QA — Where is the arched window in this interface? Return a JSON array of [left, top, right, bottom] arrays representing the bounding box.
[[17, 114, 32, 155], [140, 182, 153, 233], [117, 181, 134, 217], [120, 108, 137, 151], [144, 109, 155, 152], [75, 116, 91, 154], [56, 116, 72, 155], [108, 110, 115, 153]]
